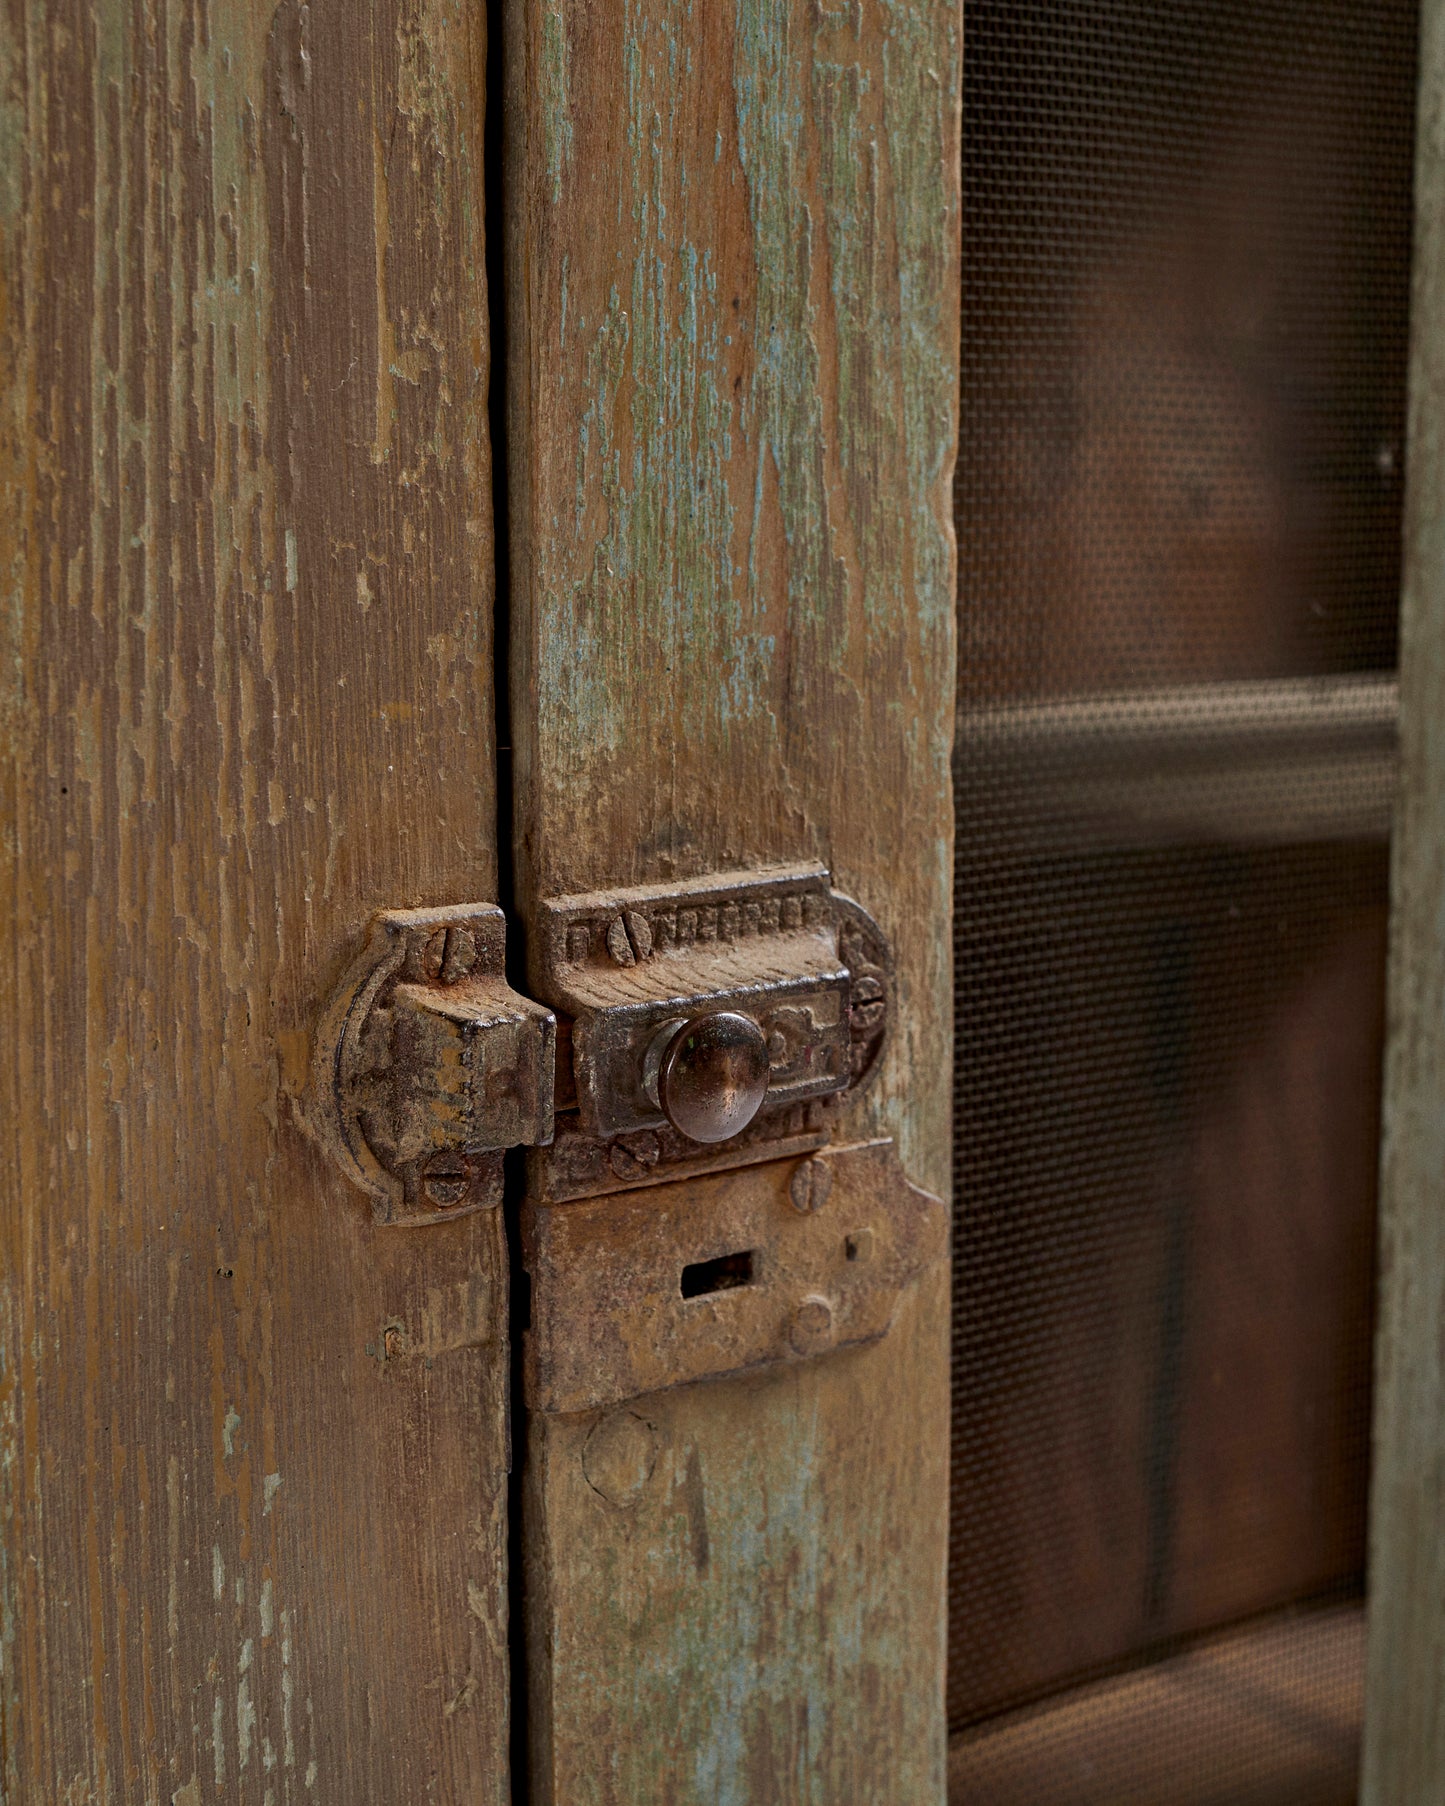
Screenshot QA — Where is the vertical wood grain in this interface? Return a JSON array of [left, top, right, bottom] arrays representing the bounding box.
[[505, 0, 960, 1796], [1362, 1, 1445, 1797], [0, 3, 508, 1799]]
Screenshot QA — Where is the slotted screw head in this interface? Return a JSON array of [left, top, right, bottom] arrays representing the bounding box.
[[608, 1131, 661, 1181], [421, 924, 478, 985], [606, 910, 653, 966], [421, 1150, 471, 1208], [789, 1157, 833, 1214], [658, 1011, 770, 1144], [788, 1295, 835, 1356]]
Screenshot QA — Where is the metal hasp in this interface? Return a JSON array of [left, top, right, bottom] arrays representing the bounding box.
[[531, 864, 890, 1202], [524, 1139, 946, 1412], [313, 902, 556, 1225]]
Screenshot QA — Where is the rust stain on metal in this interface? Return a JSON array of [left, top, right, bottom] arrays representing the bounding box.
[[524, 1140, 945, 1413], [530, 865, 893, 1202]]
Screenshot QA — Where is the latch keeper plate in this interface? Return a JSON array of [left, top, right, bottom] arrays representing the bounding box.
[[312, 902, 555, 1225], [523, 1138, 945, 1413]]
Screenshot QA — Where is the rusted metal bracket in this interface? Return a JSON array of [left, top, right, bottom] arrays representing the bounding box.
[[523, 1139, 945, 1413], [312, 902, 555, 1225], [530, 865, 890, 1202]]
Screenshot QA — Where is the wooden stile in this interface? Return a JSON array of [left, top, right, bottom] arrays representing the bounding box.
[[504, 0, 961, 1796], [0, 5, 510, 1799], [1362, 0, 1445, 1796]]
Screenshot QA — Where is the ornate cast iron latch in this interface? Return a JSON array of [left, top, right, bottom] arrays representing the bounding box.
[[511, 867, 935, 1412], [314, 865, 891, 1223], [311, 870, 936, 1401]]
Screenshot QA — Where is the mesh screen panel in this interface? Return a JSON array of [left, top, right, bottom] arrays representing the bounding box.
[[956, 0, 1415, 704], [950, 0, 1418, 1784]]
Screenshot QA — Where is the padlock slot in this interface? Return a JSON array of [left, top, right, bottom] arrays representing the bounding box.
[[680, 1249, 755, 1299]]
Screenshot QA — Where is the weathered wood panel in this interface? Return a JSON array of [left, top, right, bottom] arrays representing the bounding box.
[[504, 0, 960, 1795], [1362, 1, 1445, 1797], [0, 3, 508, 1800], [534, 1249, 952, 1803]]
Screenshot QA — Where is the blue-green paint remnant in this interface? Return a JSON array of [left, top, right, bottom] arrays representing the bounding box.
[[518, 0, 960, 1793], [522, 0, 959, 1193], [539, 0, 753, 806], [542, 4, 574, 204], [532, 1160, 953, 1804]]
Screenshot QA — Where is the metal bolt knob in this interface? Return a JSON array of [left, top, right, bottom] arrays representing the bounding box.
[[645, 1010, 771, 1144]]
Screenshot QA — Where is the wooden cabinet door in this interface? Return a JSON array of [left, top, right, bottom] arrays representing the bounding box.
[[504, 0, 961, 1799], [0, 6, 512, 1800], [1, 2, 961, 1800]]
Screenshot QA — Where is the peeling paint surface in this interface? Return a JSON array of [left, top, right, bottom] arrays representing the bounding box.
[[0, 0, 510, 1799], [531, 1163, 951, 1802], [513, 0, 959, 1193], [508, 0, 959, 1797]]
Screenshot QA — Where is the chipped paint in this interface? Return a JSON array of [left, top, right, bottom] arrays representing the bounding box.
[[513, 0, 958, 1795], [238, 1636, 256, 1771], [540, 0, 744, 785], [517, 0, 958, 1185], [541, 4, 575, 204], [534, 1241, 952, 1803]]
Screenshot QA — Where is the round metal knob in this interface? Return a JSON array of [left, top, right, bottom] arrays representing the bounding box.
[[650, 1011, 770, 1144]]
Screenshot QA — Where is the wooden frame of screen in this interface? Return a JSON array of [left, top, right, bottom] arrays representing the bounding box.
[[1362, 0, 1445, 1794]]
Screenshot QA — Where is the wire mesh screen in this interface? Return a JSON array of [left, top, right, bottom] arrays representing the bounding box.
[[950, 0, 1418, 1794], [956, 0, 1415, 705]]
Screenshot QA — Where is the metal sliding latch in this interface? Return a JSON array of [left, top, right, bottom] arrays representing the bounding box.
[[313, 866, 944, 1403]]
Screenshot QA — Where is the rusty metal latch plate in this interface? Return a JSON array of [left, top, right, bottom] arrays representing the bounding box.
[[531, 865, 891, 1204], [523, 1139, 945, 1413], [312, 902, 555, 1225]]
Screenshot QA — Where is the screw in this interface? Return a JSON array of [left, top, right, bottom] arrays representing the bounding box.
[[608, 1131, 662, 1181], [788, 1294, 835, 1356], [422, 925, 478, 985], [850, 974, 886, 1033], [605, 910, 654, 966], [788, 1157, 833, 1214], [421, 1151, 471, 1208]]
